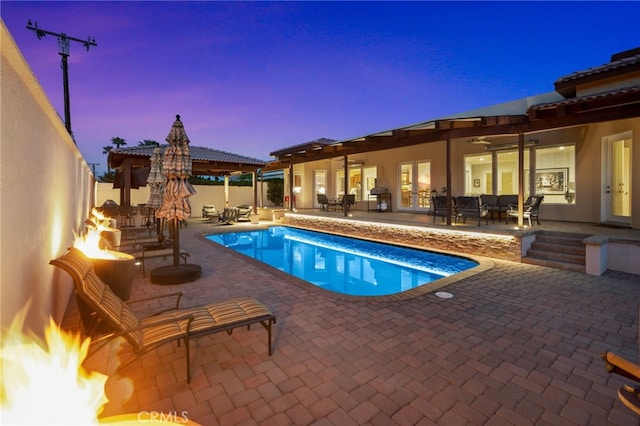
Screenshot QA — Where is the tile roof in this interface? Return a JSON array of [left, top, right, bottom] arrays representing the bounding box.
[[528, 84, 640, 110], [554, 52, 640, 86], [111, 145, 266, 166], [269, 137, 337, 157]]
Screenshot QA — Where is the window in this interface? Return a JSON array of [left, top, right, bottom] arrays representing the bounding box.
[[349, 169, 362, 201], [336, 166, 377, 201], [464, 154, 492, 195], [362, 166, 377, 198], [535, 145, 575, 204], [496, 150, 530, 196]]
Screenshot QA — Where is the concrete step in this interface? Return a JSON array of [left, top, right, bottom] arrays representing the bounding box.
[[529, 241, 586, 256], [521, 256, 586, 273], [526, 248, 585, 265], [522, 230, 589, 273], [535, 231, 590, 247]]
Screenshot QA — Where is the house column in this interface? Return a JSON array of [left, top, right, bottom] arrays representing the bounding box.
[[343, 155, 349, 217]]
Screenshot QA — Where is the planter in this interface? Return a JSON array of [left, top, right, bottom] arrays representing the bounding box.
[[250, 213, 260, 224]]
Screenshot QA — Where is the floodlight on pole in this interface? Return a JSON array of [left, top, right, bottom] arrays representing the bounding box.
[[26, 20, 97, 139]]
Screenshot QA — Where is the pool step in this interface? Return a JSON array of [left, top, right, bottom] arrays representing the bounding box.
[[522, 231, 590, 273]]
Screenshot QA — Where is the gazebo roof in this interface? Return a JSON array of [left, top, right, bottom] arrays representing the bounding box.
[[108, 145, 266, 176]]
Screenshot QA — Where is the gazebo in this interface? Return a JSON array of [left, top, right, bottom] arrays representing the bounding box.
[[107, 145, 266, 213]]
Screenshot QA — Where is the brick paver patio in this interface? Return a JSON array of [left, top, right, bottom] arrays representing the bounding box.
[[67, 217, 639, 425]]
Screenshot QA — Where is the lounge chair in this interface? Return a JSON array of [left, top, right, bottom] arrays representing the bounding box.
[[219, 207, 239, 224], [50, 247, 276, 383], [601, 351, 640, 415], [506, 195, 544, 226], [236, 205, 253, 221], [202, 204, 218, 220]]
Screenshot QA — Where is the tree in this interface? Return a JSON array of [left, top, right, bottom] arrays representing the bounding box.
[[138, 139, 159, 146], [99, 170, 115, 183], [111, 137, 127, 149], [102, 145, 112, 172], [267, 179, 284, 206]]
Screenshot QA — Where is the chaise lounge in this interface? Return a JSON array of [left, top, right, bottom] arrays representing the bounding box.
[[50, 247, 276, 383]]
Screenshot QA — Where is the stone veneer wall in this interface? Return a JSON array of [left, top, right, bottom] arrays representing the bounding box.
[[282, 214, 522, 262]]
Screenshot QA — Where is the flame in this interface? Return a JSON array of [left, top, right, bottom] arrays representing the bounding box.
[[1, 306, 109, 425], [74, 209, 120, 259]]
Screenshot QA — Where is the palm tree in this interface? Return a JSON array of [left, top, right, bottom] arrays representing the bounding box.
[[102, 145, 112, 172], [138, 139, 159, 146], [111, 137, 127, 149]]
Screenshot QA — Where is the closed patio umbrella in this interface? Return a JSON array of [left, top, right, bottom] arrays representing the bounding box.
[[145, 145, 165, 240], [145, 146, 165, 209], [151, 115, 201, 284]]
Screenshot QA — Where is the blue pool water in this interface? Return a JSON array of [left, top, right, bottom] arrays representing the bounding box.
[[205, 226, 477, 296]]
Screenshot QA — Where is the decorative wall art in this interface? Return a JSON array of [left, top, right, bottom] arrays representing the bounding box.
[[535, 168, 567, 194]]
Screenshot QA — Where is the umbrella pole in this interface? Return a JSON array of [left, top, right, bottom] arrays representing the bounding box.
[[172, 218, 180, 267]]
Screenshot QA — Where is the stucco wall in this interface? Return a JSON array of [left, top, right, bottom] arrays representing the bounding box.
[[1, 22, 95, 331], [288, 121, 639, 228], [96, 183, 275, 217]]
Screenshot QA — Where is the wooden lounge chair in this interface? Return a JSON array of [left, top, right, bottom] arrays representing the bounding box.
[[602, 351, 640, 415], [50, 247, 276, 383]]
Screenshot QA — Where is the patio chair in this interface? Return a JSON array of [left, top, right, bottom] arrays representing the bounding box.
[[506, 195, 544, 226], [317, 194, 329, 210], [430, 195, 459, 223], [50, 247, 276, 383], [480, 194, 500, 223], [455, 196, 489, 226], [601, 351, 640, 415]]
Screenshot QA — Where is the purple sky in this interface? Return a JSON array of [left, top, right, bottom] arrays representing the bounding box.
[[2, 1, 639, 176]]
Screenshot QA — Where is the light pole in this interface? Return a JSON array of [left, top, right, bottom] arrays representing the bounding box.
[[26, 20, 97, 138]]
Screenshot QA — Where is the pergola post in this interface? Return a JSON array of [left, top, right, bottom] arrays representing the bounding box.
[[517, 133, 525, 227]]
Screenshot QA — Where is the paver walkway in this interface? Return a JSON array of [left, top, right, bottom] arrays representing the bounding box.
[[66, 217, 639, 425]]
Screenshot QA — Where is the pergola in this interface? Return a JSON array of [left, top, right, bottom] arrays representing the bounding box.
[[108, 145, 266, 212]]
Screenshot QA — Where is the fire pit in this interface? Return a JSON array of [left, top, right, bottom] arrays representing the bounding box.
[[1, 307, 201, 425]]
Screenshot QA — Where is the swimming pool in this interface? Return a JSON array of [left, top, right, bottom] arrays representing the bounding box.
[[205, 226, 477, 296]]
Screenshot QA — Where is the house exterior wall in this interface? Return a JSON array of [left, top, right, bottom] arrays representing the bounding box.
[[289, 119, 639, 228], [1, 22, 95, 331]]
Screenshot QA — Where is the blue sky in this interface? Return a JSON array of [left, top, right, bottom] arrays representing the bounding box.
[[2, 1, 639, 176]]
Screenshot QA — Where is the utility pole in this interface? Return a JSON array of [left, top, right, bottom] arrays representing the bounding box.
[[26, 20, 97, 138]]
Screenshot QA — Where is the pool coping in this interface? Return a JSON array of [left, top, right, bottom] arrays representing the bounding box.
[[199, 224, 494, 303]]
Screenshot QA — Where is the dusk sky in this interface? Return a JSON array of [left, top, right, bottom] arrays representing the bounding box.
[[2, 1, 639, 176]]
